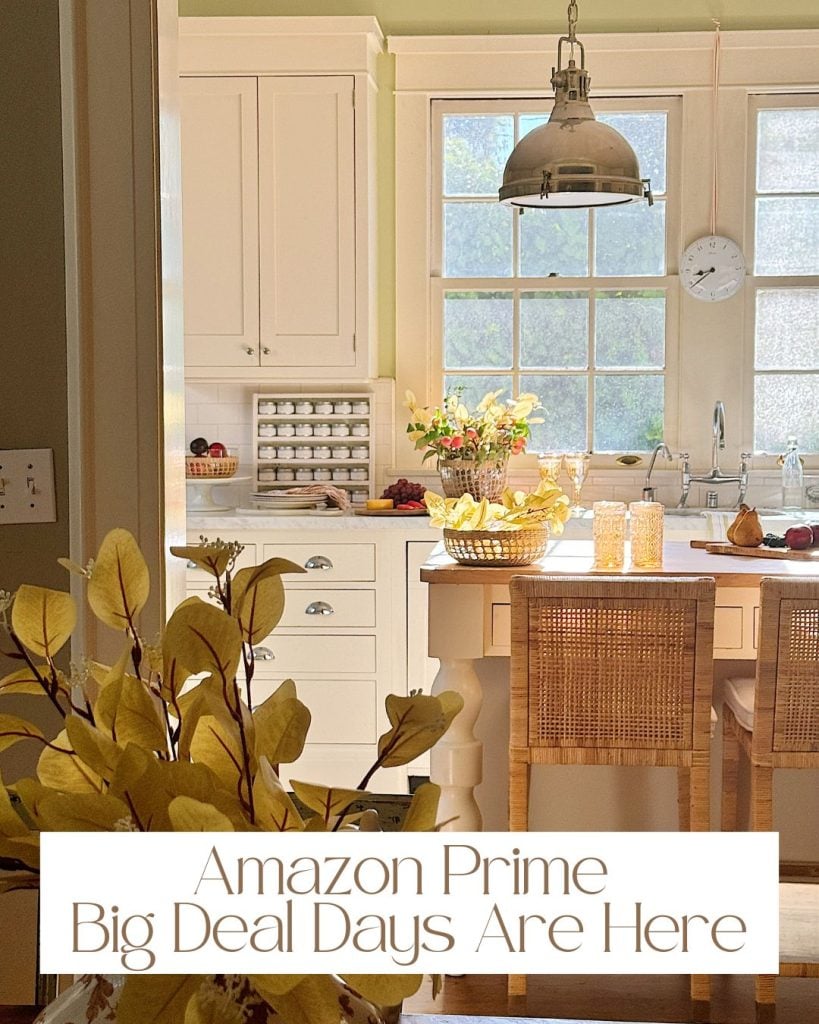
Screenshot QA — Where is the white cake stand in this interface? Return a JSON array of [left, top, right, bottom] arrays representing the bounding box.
[[185, 475, 250, 512]]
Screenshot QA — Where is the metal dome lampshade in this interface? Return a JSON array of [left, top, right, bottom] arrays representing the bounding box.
[[499, 1, 653, 209]]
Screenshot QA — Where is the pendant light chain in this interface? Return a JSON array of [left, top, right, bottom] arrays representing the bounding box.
[[567, 0, 579, 51], [710, 20, 721, 236]]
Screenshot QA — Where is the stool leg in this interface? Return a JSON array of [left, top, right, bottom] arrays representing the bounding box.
[[750, 765, 774, 832], [690, 974, 711, 1022], [721, 709, 741, 831], [755, 974, 777, 1023], [677, 767, 691, 831], [508, 757, 530, 1001]]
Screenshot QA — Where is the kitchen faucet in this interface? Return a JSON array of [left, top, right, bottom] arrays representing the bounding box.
[[642, 441, 673, 501], [677, 401, 750, 508]]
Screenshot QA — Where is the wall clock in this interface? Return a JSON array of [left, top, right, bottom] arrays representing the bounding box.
[[680, 234, 746, 302]]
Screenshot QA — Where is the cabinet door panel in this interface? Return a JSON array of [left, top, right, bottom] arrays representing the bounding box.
[[258, 77, 356, 368], [180, 78, 259, 367]]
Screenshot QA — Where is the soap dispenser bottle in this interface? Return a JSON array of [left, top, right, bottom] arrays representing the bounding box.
[[781, 436, 803, 509]]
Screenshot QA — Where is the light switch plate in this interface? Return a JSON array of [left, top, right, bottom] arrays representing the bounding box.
[[0, 448, 57, 524]]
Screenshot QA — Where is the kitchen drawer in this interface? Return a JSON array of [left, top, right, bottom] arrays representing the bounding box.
[[280, 588, 375, 629], [185, 542, 258, 586], [407, 540, 437, 583], [264, 543, 374, 582], [254, 633, 376, 675], [276, 745, 408, 795], [254, 677, 376, 743]]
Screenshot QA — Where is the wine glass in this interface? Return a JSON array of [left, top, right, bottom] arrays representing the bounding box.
[[537, 452, 565, 484], [563, 452, 591, 516]]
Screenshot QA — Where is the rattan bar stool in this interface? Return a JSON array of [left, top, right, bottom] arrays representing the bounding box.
[[509, 575, 716, 1020], [720, 577, 819, 1022]]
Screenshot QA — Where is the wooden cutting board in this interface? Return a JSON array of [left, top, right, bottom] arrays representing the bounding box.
[[690, 539, 819, 561], [354, 508, 429, 517]]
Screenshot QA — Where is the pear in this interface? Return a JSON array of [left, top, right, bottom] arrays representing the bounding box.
[[732, 506, 764, 548], [727, 504, 750, 545]]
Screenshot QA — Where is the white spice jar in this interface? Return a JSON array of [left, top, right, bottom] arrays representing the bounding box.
[[313, 422, 332, 437], [313, 445, 332, 460], [352, 400, 369, 415], [332, 467, 350, 481], [350, 444, 369, 460], [258, 423, 277, 437], [334, 400, 353, 415], [276, 400, 295, 415], [276, 422, 295, 437], [351, 422, 368, 437], [258, 400, 276, 415], [277, 467, 295, 481], [350, 467, 368, 481], [351, 489, 368, 504], [331, 422, 350, 437], [295, 401, 314, 415], [313, 467, 332, 481], [314, 400, 333, 415], [294, 445, 313, 460], [334, 445, 351, 460], [258, 468, 277, 482], [295, 468, 314, 482], [258, 445, 277, 460], [276, 446, 295, 460], [294, 423, 313, 437]]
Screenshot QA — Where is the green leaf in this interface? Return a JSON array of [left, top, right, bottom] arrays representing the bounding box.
[[340, 975, 423, 1006], [0, 715, 45, 752], [0, 773, 29, 838], [252, 757, 305, 832], [118, 675, 168, 752], [0, 665, 57, 697], [253, 681, 310, 765], [247, 975, 305, 998], [11, 585, 76, 659], [87, 528, 150, 631], [189, 715, 248, 797], [401, 782, 442, 832], [377, 691, 463, 768], [290, 781, 368, 825], [118, 976, 203, 1024], [164, 599, 242, 684], [231, 557, 305, 646], [168, 796, 235, 832]]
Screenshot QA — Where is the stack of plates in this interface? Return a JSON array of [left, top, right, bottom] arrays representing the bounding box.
[[248, 492, 328, 512]]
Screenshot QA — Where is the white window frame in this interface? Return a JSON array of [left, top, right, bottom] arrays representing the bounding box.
[[429, 96, 681, 455], [391, 29, 819, 473], [744, 93, 819, 455]]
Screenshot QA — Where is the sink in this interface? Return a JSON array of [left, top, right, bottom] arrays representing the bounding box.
[[664, 507, 792, 518], [664, 508, 706, 517]]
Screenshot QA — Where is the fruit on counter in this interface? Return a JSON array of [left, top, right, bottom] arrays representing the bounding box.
[[811, 524, 819, 546], [727, 504, 763, 547], [381, 479, 426, 505], [366, 498, 394, 510], [784, 525, 814, 550], [208, 441, 228, 458], [762, 533, 788, 548], [189, 437, 210, 456], [396, 500, 427, 511]]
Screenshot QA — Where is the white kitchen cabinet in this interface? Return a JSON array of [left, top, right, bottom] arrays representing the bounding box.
[[179, 18, 381, 381], [180, 77, 259, 368]]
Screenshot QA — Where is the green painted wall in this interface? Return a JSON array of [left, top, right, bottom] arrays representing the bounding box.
[[178, 1, 819, 376]]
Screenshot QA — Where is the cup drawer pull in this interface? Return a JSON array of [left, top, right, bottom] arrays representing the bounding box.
[[305, 601, 334, 617], [304, 555, 333, 571], [252, 646, 275, 661], [186, 559, 197, 570]]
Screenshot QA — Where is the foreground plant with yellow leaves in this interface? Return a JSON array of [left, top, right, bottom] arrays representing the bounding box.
[[0, 529, 461, 1024], [424, 479, 571, 532]]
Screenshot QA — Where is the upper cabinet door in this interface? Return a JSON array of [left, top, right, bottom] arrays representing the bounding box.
[[258, 77, 356, 369], [180, 78, 260, 367]]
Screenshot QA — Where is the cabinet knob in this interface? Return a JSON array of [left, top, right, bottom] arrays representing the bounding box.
[[244, 346, 255, 356], [262, 346, 271, 356], [305, 600, 334, 616], [185, 559, 197, 570], [304, 555, 333, 571], [252, 646, 275, 661]]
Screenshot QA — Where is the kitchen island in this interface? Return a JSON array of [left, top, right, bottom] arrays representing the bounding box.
[[420, 538, 819, 836]]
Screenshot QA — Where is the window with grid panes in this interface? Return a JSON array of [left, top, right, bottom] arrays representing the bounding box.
[[751, 100, 819, 453], [434, 101, 673, 453]]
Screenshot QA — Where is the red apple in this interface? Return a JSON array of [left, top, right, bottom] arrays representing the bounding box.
[[810, 524, 819, 547], [209, 441, 227, 458], [784, 525, 813, 550]]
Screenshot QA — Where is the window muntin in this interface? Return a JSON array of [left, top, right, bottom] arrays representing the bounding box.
[[435, 101, 673, 453], [751, 100, 819, 453]]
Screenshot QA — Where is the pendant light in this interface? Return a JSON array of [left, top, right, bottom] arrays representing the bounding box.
[[499, 0, 653, 209]]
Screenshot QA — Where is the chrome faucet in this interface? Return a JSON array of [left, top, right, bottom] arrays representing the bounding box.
[[643, 441, 673, 501], [678, 401, 751, 508]]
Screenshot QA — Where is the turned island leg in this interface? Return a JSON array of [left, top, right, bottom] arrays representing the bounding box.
[[427, 584, 486, 831]]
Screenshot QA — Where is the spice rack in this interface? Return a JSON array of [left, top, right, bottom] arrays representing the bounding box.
[[253, 392, 374, 504]]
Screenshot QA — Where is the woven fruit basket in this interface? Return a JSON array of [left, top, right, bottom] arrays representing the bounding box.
[[185, 455, 239, 478], [443, 526, 548, 566]]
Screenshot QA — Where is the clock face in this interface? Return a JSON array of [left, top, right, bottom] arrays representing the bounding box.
[[680, 235, 746, 302]]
